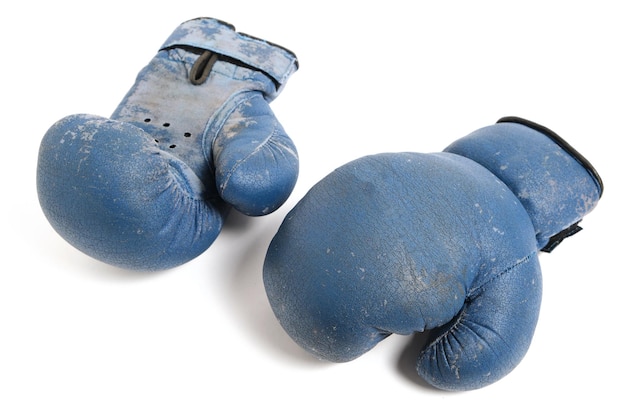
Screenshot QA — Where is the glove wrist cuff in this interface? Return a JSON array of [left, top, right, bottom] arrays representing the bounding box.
[[444, 117, 603, 251], [160, 17, 299, 88], [497, 116, 604, 197]]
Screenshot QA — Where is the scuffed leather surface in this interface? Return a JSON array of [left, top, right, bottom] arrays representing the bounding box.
[[263, 119, 602, 390], [37, 18, 299, 270]]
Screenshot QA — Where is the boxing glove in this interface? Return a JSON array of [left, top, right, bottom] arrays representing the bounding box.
[[263, 117, 603, 391], [37, 18, 299, 271]]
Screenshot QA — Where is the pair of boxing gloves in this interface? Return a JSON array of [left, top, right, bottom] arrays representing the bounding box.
[[36, 18, 603, 391]]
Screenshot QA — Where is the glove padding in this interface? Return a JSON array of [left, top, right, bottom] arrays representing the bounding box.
[[37, 18, 299, 271], [263, 117, 603, 391]]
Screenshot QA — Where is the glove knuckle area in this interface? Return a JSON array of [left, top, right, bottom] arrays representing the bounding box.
[[37, 114, 223, 271], [264, 154, 479, 363]]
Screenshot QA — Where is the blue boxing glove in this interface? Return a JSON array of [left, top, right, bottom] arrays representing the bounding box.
[[37, 18, 299, 271], [263, 117, 603, 391]]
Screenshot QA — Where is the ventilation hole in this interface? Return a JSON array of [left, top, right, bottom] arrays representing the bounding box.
[[184, 132, 191, 137], [163, 123, 170, 127], [169, 144, 176, 149], [144, 118, 151, 123]]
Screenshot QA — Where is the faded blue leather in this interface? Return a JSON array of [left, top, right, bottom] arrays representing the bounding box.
[[263, 117, 603, 391], [37, 18, 299, 271]]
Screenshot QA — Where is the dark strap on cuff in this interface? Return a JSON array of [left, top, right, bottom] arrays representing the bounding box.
[[541, 221, 583, 253]]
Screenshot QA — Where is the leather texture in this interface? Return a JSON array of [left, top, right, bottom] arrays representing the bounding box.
[[37, 18, 299, 271], [263, 117, 602, 391]]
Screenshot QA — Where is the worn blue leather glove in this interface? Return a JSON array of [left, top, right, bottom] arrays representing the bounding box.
[[37, 18, 299, 271], [263, 117, 603, 391]]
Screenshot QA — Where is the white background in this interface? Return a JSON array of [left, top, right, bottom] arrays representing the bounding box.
[[2, 1, 624, 416]]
